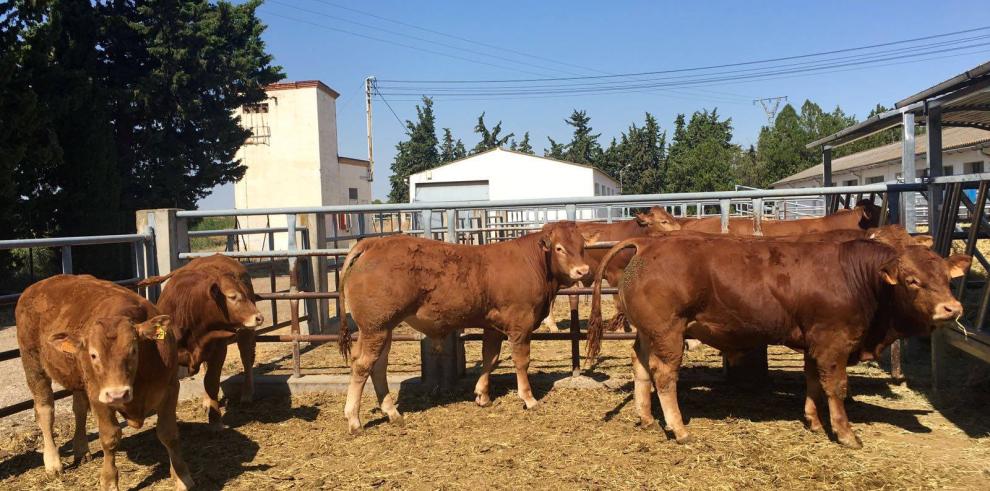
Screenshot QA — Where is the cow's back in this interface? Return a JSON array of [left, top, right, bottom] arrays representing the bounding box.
[[182, 254, 255, 296]]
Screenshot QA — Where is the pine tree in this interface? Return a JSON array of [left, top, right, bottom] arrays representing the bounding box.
[[561, 110, 604, 167], [514, 132, 534, 155], [439, 128, 466, 163], [664, 109, 738, 193], [389, 97, 440, 202], [471, 112, 513, 154], [544, 137, 566, 159], [602, 113, 666, 194]]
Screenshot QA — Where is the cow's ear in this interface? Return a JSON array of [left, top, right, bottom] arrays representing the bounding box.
[[49, 332, 81, 354], [880, 259, 899, 285], [135, 315, 172, 341], [913, 235, 934, 249], [539, 236, 552, 251], [946, 254, 972, 278], [581, 232, 600, 245]]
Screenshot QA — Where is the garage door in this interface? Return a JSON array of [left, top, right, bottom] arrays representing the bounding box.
[[414, 180, 490, 202]]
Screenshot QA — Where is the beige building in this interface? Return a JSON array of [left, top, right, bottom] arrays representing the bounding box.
[[234, 81, 371, 249], [773, 127, 990, 188]]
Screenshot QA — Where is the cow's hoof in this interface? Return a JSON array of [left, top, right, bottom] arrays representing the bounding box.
[[175, 474, 194, 491], [806, 422, 824, 433], [838, 434, 863, 449], [390, 414, 406, 427], [637, 420, 661, 432], [475, 394, 492, 407], [675, 434, 694, 445], [523, 400, 541, 410], [348, 424, 364, 436], [73, 452, 92, 466]]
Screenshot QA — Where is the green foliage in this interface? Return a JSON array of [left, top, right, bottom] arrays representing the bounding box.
[[664, 109, 738, 193], [0, 0, 282, 276], [470, 112, 513, 154], [603, 113, 667, 194], [439, 128, 467, 163], [389, 97, 440, 202], [558, 110, 605, 167], [509, 132, 534, 155]]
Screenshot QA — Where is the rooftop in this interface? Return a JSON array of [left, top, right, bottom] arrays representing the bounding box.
[[264, 80, 340, 99]]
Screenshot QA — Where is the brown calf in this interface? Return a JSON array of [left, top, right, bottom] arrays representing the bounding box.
[[653, 199, 882, 235], [16, 275, 194, 490], [145, 256, 263, 430], [586, 235, 969, 447], [337, 222, 593, 434]]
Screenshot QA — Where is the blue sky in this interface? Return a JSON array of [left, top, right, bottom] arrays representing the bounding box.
[[199, 0, 990, 208]]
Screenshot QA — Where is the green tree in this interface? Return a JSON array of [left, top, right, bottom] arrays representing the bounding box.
[[471, 112, 513, 154], [544, 137, 566, 159], [561, 110, 604, 167], [756, 104, 810, 185], [510, 132, 534, 155], [665, 109, 738, 193], [389, 97, 440, 202], [603, 113, 666, 194], [439, 128, 466, 163]]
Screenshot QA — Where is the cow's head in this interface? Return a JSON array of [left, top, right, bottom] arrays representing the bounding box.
[[867, 225, 934, 250], [881, 245, 971, 334], [210, 272, 264, 329], [539, 222, 593, 285], [49, 314, 172, 405], [635, 206, 682, 234], [854, 199, 883, 229]]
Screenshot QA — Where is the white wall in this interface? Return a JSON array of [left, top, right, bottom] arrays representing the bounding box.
[[409, 149, 618, 202], [776, 148, 990, 189]]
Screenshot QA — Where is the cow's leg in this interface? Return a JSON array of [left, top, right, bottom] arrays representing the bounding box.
[[803, 354, 825, 433], [542, 298, 558, 332], [474, 329, 503, 407], [646, 324, 689, 443], [344, 329, 390, 434], [818, 359, 861, 448], [157, 381, 195, 491], [369, 330, 402, 425], [24, 367, 61, 475], [92, 402, 122, 491], [631, 334, 660, 432], [236, 328, 257, 403], [202, 340, 226, 431], [71, 390, 91, 465], [509, 333, 539, 409]]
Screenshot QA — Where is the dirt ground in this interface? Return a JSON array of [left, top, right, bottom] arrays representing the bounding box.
[[2, 292, 990, 490]]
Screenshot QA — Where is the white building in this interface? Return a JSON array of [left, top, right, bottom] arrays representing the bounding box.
[[408, 148, 619, 222], [773, 127, 990, 189], [234, 80, 371, 249]]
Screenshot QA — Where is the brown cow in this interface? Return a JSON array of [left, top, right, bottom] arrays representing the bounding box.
[[586, 235, 969, 447], [652, 199, 882, 235], [337, 221, 593, 434], [16, 275, 194, 490], [143, 255, 263, 429], [540, 206, 683, 331]]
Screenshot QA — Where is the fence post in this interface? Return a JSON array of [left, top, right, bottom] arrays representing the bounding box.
[[286, 214, 302, 379], [752, 198, 763, 236], [719, 199, 730, 233], [421, 208, 466, 391], [135, 208, 188, 276], [314, 213, 330, 335], [423, 209, 433, 239], [61, 246, 73, 274]]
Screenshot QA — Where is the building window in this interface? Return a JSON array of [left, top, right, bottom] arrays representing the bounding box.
[[843, 179, 858, 186], [895, 172, 903, 182], [967, 161, 984, 174], [243, 102, 271, 145], [244, 103, 269, 113], [943, 165, 954, 176], [348, 187, 358, 200], [595, 183, 601, 196], [866, 176, 885, 184]]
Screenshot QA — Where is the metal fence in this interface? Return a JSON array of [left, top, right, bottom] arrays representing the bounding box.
[[3, 176, 990, 418]]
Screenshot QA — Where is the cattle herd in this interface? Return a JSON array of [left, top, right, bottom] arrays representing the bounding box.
[[14, 201, 972, 490]]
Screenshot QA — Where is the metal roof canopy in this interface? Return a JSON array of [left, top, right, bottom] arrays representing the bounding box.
[[806, 61, 990, 150]]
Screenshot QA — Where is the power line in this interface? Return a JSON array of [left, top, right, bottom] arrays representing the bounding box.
[[268, 0, 576, 77], [379, 24, 990, 83], [374, 41, 990, 97], [260, 10, 553, 77], [307, 0, 608, 76], [372, 80, 407, 131]]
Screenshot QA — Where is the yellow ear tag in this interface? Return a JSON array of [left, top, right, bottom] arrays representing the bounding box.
[[154, 324, 167, 340]]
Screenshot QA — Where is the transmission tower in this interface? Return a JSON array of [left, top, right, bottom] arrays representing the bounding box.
[[753, 96, 788, 123]]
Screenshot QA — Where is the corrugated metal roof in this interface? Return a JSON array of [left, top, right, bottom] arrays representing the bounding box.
[[775, 127, 990, 186]]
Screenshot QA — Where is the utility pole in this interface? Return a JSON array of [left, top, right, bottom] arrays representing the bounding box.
[[364, 76, 375, 182], [753, 96, 788, 124]]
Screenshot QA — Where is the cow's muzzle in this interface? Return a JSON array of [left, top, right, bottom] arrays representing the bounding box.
[[570, 265, 590, 280], [932, 300, 963, 321], [100, 385, 133, 404], [242, 312, 265, 328]]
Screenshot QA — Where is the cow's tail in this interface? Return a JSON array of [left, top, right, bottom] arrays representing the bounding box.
[[337, 240, 370, 361], [586, 238, 641, 367], [137, 271, 176, 288]]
